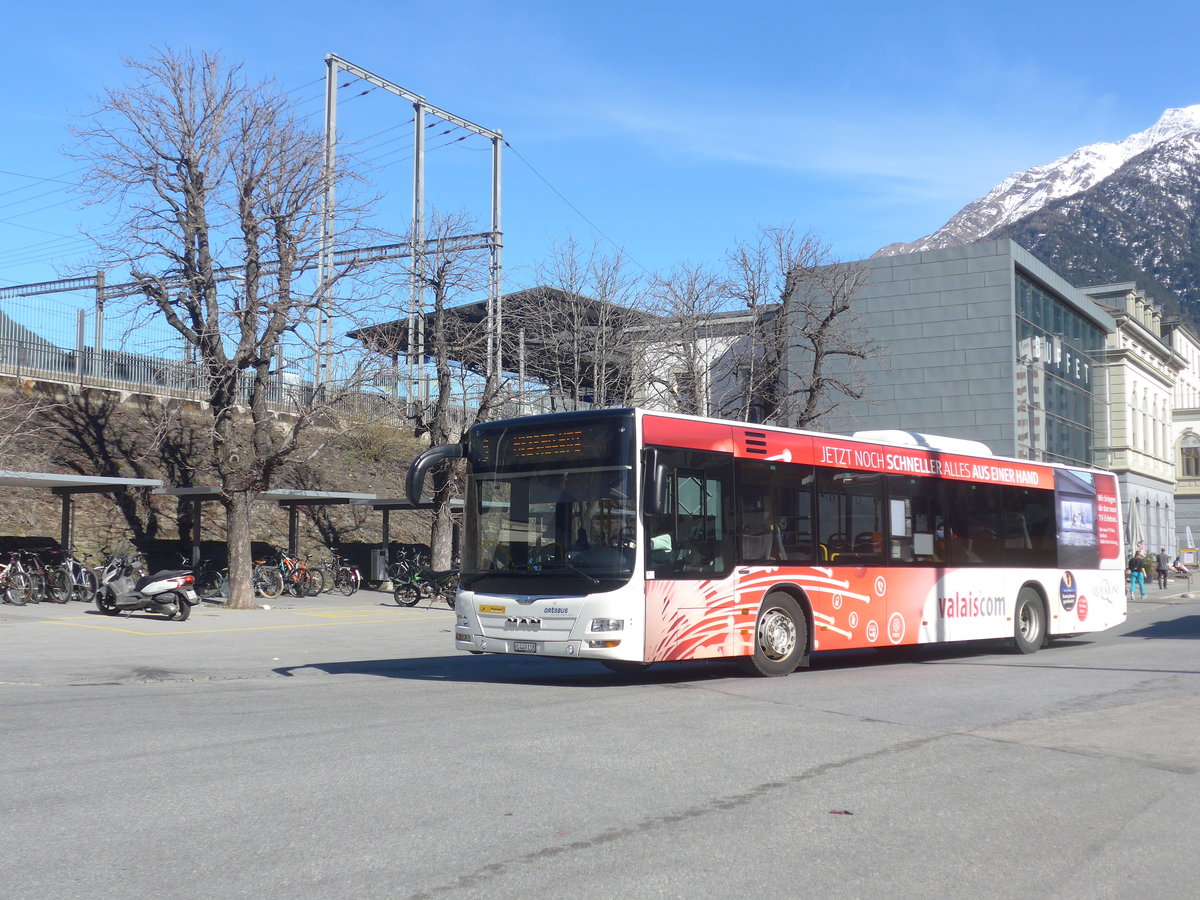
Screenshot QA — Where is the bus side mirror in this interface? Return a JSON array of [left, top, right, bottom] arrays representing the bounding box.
[[643, 448, 668, 516], [406, 443, 465, 505]]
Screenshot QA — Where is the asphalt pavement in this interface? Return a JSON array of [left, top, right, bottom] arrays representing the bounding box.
[[1, 575, 1195, 687], [4, 576, 1200, 899], [0, 585, 459, 686]]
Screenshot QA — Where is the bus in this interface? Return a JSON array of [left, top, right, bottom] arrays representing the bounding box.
[[406, 408, 1126, 676]]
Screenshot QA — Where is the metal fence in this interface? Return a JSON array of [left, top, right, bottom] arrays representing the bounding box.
[[0, 297, 590, 431], [0, 333, 416, 422]]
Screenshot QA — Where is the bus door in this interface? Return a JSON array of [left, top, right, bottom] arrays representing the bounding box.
[[643, 448, 735, 583]]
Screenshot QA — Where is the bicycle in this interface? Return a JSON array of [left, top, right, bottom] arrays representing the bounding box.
[[333, 566, 359, 596], [0, 555, 33, 605], [274, 549, 322, 597], [387, 547, 430, 584], [300, 553, 325, 596], [202, 560, 283, 600], [52, 547, 99, 602], [252, 559, 285, 599], [312, 551, 335, 595], [33, 547, 76, 604], [186, 556, 226, 600], [314, 547, 361, 597], [14, 549, 71, 604]]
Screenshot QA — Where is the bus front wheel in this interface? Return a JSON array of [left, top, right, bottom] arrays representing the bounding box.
[[1013, 588, 1046, 654], [742, 593, 807, 676]]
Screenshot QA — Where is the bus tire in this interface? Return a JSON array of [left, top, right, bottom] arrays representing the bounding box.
[[1013, 588, 1046, 654], [741, 592, 807, 676]]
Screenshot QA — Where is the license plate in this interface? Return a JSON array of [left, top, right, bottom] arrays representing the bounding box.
[[512, 641, 537, 653]]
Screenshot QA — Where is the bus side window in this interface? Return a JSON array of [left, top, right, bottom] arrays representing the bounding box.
[[948, 482, 1004, 565], [1003, 486, 1056, 567], [735, 459, 814, 564], [817, 469, 883, 566], [886, 475, 947, 564]]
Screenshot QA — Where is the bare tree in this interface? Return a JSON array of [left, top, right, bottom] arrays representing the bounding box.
[[0, 387, 65, 470], [721, 225, 875, 427], [399, 211, 507, 569], [72, 49, 373, 607], [643, 262, 731, 415], [507, 235, 649, 410]]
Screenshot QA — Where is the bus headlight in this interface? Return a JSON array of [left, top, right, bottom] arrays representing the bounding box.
[[590, 618, 624, 632]]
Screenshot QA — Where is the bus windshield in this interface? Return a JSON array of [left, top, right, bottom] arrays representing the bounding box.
[[462, 413, 637, 593]]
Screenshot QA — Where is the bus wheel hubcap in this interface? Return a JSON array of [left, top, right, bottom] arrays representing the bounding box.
[[1020, 606, 1038, 641], [760, 609, 796, 660]]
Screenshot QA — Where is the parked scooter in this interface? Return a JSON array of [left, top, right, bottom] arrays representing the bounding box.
[[95, 552, 199, 621]]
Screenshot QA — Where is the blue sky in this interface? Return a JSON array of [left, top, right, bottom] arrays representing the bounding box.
[[4, 0, 1199, 312]]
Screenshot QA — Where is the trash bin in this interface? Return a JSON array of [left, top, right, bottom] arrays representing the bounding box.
[[369, 548, 388, 582]]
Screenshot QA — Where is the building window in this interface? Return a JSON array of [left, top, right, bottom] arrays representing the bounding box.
[[1014, 273, 1100, 467], [1182, 434, 1200, 478]]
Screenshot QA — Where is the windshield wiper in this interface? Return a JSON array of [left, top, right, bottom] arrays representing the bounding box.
[[538, 560, 601, 586]]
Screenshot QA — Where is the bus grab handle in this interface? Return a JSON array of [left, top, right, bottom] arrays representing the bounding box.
[[406, 443, 465, 506]]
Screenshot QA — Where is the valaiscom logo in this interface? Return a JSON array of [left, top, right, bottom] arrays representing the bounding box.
[[937, 593, 1004, 617]]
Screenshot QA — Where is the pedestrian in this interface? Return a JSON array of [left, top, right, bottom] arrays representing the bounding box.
[[1156, 547, 1170, 589], [1128, 551, 1147, 598]]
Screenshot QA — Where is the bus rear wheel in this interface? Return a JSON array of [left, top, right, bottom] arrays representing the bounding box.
[[1013, 588, 1046, 654], [742, 593, 807, 676]]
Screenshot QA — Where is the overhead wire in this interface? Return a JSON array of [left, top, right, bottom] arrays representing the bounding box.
[[4, 70, 631, 300], [0, 184, 78, 214], [0, 166, 86, 195], [502, 138, 648, 273], [2, 235, 93, 268]]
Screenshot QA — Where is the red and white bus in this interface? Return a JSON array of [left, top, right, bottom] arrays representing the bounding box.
[[407, 408, 1126, 675]]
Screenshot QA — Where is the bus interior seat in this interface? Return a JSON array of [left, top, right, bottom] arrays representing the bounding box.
[[741, 531, 774, 559]]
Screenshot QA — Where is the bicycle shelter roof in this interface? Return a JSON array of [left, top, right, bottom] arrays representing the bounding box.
[[352, 498, 464, 511], [154, 487, 378, 561], [0, 470, 164, 550], [0, 471, 162, 493], [158, 487, 376, 505]]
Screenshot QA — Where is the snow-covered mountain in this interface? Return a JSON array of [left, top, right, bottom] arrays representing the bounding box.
[[875, 105, 1200, 258]]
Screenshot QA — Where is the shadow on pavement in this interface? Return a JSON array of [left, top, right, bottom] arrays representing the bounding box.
[[1122, 614, 1200, 641], [270, 638, 1062, 685], [273, 654, 734, 686]]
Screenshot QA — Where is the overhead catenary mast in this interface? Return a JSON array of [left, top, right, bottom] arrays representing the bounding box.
[[320, 54, 504, 398]]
